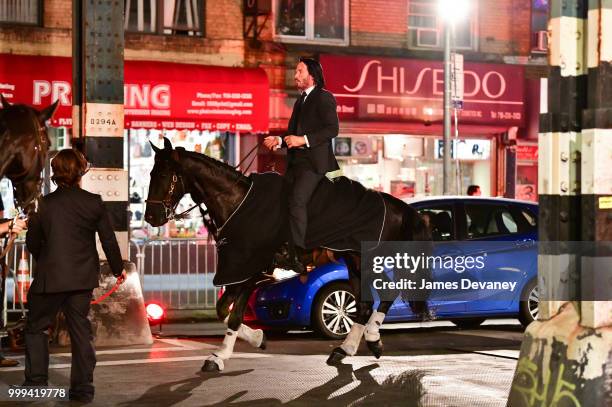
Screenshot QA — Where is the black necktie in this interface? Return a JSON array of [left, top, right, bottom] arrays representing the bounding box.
[[296, 92, 307, 135]]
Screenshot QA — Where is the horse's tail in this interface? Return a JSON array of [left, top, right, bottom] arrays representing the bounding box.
[[400, 204, 433, 320]]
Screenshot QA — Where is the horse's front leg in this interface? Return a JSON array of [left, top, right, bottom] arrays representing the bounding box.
[[202, 282, 265, 372]]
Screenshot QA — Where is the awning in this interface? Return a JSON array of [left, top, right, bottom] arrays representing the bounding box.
[[0, 54, 269, 133]]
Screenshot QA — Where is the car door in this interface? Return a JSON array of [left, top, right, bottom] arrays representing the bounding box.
[[457, 200, 537, 312], [388, 200, 467, 318]]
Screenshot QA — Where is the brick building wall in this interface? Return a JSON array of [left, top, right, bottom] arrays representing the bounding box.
[[0, 0, 245, 66], [351, 0, 407, 48]]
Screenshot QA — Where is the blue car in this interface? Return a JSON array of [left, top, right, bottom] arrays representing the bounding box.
[[244, 197, 539, 339]]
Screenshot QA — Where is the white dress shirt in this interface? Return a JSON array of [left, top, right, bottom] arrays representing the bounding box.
[[276, 85, 316, 149]]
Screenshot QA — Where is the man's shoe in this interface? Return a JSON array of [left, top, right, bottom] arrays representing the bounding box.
[[289, 257, 305, 274], [0, 357, 19, 368], [69, 392, 94, 403], [16, 381, 48, 386]]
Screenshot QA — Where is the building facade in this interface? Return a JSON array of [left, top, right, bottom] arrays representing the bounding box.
[[0, 0, 545, 230]]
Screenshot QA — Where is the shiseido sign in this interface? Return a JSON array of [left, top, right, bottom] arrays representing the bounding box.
[[320, 54, 525, 126]]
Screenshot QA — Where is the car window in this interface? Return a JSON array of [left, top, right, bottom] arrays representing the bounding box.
[[417, 206, 454, 241], [464, 203, 524, 239]]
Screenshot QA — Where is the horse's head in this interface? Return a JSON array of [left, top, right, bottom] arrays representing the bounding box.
[[0, 95, 58, 213], [145, 137, 187, 227]]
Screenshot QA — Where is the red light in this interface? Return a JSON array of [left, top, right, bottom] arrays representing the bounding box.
[[146, 303, 165, 322]]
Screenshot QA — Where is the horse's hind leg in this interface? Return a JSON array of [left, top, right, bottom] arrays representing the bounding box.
[[328, 254, 372, 365], [203, 279, 265, 372], [364, 300, 392, 359]]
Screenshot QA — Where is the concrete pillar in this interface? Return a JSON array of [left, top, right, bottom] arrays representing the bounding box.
[[507, 1, 612, 405]]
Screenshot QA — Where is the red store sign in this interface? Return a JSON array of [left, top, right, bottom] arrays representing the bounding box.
[[516, 145, 538, 161], [320, 54, 525, 126], [0, 54, 269, 132]]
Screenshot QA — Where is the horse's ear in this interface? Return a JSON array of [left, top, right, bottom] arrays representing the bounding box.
[[38, 100, 59, 123], [0, 94, 10, 108], [150, 140, 161, 154], [163, 137, 173, 150]]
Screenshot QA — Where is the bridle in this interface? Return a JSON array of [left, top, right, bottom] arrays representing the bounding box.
[[145, 172, 193, 221]]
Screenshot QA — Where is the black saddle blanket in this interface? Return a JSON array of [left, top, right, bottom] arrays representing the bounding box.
[[214, 172, 385, 286]]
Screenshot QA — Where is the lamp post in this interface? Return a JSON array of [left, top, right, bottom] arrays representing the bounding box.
[[438, 0, 469, 195]]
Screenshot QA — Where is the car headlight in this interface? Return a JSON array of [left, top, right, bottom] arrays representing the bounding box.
[[272, 268, 299, 281]]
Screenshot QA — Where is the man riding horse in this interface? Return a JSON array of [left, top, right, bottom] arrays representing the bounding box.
[[263, 57, 339, 275], [144, 60, 431, 372]]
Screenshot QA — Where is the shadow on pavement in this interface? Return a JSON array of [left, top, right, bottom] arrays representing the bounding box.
[[206, 363, 426, 407], [118, 369, 254, 406]]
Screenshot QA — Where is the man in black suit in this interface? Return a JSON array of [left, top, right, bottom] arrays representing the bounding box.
[[264, 57, 340, 271], [23, 149, 125, 402]]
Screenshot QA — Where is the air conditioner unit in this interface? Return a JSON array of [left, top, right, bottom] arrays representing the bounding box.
[[536, 30, 548, 51]]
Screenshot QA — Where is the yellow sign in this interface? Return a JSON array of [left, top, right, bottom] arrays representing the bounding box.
[[599, 197, 612, 209]]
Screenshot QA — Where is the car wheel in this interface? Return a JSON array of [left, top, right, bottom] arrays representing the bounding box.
[[519, 280, 539, 327], [450, 318, 486, 329], [312, 282, 358, 340]]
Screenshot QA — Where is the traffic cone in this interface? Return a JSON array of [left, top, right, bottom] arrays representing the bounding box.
[[15, 250, 30, 304]]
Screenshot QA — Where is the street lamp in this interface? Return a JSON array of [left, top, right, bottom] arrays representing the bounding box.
[[438, 0, 469, 195]]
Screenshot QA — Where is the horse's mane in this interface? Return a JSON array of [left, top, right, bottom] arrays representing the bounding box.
[[173, 148, 251, 241], [177, 148, 250, 183]]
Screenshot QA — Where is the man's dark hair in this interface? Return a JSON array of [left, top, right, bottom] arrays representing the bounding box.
[[299, 57, 325, 88], [466, 185, 480, 195]]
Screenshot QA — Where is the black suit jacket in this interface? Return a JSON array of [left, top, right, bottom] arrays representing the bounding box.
[[26, 186, 123, 293], [285, 87, 340, 174]]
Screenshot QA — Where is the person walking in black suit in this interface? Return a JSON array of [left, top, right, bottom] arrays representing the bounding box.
[[263, 57, 340, 272], [23, 149, 126, 402]]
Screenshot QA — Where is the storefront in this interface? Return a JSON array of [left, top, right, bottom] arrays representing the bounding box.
[[266, 54, 526, 198], [0, 54, 269, 237], [513, 143, 538, 202]]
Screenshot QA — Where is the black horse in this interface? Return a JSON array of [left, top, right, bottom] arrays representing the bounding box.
[[0, 96, 57, 331], [0, 95, 58, 214], [145, 138, 431, 371]]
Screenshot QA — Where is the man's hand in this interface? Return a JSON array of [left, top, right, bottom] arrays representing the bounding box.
[[263, 136, 280, 151], [117, 270, 128, 284], [284, 135, 306, 149], [11, 218, 27, 235]]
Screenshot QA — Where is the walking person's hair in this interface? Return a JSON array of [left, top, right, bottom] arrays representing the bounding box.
[[299, 57, 326, 88], [51, 149, 89, 187]]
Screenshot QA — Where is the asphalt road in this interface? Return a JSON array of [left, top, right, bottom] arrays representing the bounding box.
[[0, 319, 524, 406]]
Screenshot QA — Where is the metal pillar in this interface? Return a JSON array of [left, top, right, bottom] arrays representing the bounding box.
[[71, 0, 152, 346], [507, 1, 612, 405], [443, 22, 452, 195], [73, 0, 128, 257]]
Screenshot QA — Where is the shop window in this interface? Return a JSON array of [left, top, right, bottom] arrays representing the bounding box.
[[0, 0, 41, 26], [408, 0, 477, 50], [464, 203, 528, 239], [125, 0, 205, 36], [531, 0, 549, 53], [274, 0, 349, 45], [418, 206, 455, 241]]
